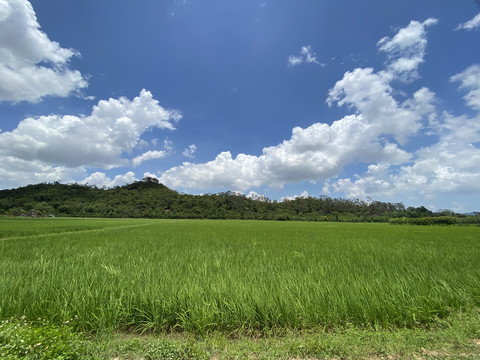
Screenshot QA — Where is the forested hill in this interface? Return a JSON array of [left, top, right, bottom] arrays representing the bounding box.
[[0, 177, 471, 222]]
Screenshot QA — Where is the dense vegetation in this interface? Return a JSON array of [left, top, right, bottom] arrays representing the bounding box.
[[1, 218, 479, 334], [1, 177, 477, 223], [3, 313, 479, 359]]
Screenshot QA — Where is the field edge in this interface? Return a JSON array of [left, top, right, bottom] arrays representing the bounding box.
[[2, 309, 479, 359]]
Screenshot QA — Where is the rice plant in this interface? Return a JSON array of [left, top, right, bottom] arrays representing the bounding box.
[[0, 218, 479, 333]]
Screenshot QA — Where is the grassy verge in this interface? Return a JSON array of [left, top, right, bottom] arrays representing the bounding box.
[[1, 310, 479, 359]]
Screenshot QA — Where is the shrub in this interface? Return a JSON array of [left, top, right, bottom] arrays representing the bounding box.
[[389, 216, 459, 225]]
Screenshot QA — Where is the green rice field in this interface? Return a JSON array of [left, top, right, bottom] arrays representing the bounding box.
[[0, 217, 479, 334]]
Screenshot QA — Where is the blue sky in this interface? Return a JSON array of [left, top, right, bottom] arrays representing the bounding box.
[[1, 0, 480, 212]]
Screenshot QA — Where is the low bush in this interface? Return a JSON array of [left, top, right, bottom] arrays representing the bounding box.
[[389, 216, 470, 225]]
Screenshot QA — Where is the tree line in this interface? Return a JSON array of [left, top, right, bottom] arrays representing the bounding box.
[[0, 177, 478, 223]]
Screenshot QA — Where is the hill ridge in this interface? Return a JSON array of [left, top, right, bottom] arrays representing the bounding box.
[[0, 177, 472, 222]]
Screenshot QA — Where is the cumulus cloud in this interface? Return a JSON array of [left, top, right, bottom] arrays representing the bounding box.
[[328, 70, 480, 201], [455, 12, 480, 31], [329, 138, 480, 200], [450, 64, 480, 111], [158, 19, 443, 195], [326, 68, 433, 144], [159, 102, 422, 192], [0, 89, 180, 168], [81, 171, 137, 188], [281, 191, 310, 202], [160, 151, 265, 191], [0, 0, 88, 102], [0, 156, 86, 189], [246, 191, 269, 202], [377, 18, 437, 82], [0, 90, 180, 188], [327, 56, 480, 203], [132, 150, 167, 167]]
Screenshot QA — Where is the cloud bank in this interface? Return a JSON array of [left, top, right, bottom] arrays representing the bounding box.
[[0, 90, 181, 188]]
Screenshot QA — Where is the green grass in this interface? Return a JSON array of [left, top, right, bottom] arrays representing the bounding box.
[[2, 310, 480, 359], [1, 217, 479, 336]]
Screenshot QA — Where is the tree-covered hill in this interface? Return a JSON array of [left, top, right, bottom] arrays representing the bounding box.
[[0, 177, 476, 223]]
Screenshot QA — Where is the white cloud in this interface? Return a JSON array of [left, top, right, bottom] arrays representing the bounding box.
[[288, 45, 324, 67], [287, 55, 303, 67], [405, 142, 480, 194], [163, 139, 174, 153], [0, 156, 86, 189], [450, 64, 480, 111], [159, 103, 422, 192], [281, 191, 310, 202], [327, 68, 431, 144], [329, 138, 480, 200], [81, 171, 137, 188], [455, 12, 480, 31], [261, 116, 412, 184], [0, 90, 180, 188], [0, 0, 88, 102], [328, 65, 480, 202], [136, 139, 149, 149], [132, 150, 167, 167], [246, 191, 268, 202], [378, 18, 437, 82], [300, 45, 319, 64], [160, 151, 265, 191], [182, 144, 197, 158], [329, 162, 396, 199], [132, 150, 167, 166], [142, 172, 160, 181], [0, 89, 180, 168]]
